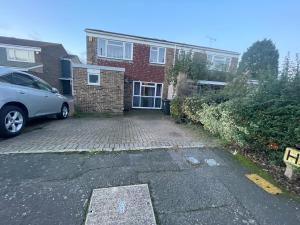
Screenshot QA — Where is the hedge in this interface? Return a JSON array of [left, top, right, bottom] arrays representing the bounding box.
[[175, 76, 300, 164]]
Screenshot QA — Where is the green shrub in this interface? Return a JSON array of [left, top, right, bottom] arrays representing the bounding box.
[[236, 99, 300, 149], [183, 98, 248, 146], [170, 97, 183, 120], [170, 48, 300, 165], [181, 75, 300, 165]]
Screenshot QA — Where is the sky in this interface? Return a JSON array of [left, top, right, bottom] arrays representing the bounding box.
[[0, 0, 299, 63]]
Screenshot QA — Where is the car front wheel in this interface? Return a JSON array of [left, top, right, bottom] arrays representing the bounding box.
[[56, 104, 69, 120], [0, 106, 26, 138]]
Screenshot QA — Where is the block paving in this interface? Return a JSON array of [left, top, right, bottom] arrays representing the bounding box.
[[0, 112, 203, 154]]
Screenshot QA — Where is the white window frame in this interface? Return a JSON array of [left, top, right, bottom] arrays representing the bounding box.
[[149, 46, 166, 64], [132, 81, 163, 109], [207, 54, 231, 72], [177, 49, 194, 60], [6, 48, 35, 63], [97, 38, 133, 60], [87, 69, 100, 86]]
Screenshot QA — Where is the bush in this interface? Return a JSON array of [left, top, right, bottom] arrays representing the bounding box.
[[170, 97, 183, 120], [181, 73, 300, 165], [183, 98, 248, 146], [170, 48, 300, 165], [206, 70, 237, 82], [236, 99, 300, 149]]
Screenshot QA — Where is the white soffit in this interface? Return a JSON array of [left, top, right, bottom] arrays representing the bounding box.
[[72, 63, 125, 72], [0, 43, 41, 52]]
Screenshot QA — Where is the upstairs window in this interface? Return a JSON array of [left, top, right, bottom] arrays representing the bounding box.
[[177, 49, 193, 60], [7, 48, 35, 63], [150, 46, 166, 64], [207, 54, 231, 72], [98, 38, 133, 60]]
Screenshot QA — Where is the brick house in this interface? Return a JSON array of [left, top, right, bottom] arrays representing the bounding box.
[[85, 29, 240, 111], [0, 36, 80, 95]]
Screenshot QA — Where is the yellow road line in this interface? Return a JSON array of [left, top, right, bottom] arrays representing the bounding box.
[[246, 174, 282, 195]]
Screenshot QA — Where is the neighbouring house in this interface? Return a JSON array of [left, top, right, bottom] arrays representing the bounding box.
[[81, 28, 240, 112], [0, 36, 80, 95], [197, 80, 227, 93]]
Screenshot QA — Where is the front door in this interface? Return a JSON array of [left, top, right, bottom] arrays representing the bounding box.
[[132, 81, 163, 109]]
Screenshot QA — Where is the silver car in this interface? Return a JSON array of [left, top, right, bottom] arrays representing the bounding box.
[[0, 68, 70, 137]]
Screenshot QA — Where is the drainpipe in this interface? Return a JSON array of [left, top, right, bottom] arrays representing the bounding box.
[[169, 44, 178, 100], [173, 44, 177, 65]]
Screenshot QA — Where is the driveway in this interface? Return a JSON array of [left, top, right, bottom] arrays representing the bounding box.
[[0, 148, 299, 225], [0, 111, 203, 154]]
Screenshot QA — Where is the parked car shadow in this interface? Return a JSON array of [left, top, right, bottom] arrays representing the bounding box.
[[0, 116, 57, 141]]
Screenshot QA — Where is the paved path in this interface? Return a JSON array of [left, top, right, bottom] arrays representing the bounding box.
[[0, 148, 299, 225], [0, 112, 203, 154]]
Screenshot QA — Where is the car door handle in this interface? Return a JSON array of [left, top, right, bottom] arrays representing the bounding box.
[[18, 90, 25, 94], [44, 95, 49, 98]]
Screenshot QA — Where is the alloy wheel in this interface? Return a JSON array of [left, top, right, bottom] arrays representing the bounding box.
[[62, 106, 68, 118], [4, 111, 24, 133]]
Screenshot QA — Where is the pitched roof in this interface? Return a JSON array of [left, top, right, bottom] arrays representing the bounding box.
[[0, 36, 61, 48], [63, 54, 82, 63], [85, 28, 240, 56]]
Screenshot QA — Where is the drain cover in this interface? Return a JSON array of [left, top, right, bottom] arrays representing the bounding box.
[[205, 159, 220, 166], [186, 156, 200, 165], [85, 184, 157, 225]]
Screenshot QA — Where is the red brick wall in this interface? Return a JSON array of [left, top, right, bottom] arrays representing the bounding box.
[[87, 37, 167, 83]]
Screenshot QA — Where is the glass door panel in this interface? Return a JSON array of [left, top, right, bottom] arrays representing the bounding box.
[[155, 98, 162, 108], [133, 96, 140, 107], [141, 86, 155, 96], [141, 97, 154, 107], [134, 82, 141, 95], [133, 81, 163, 109], [156, 84, 162, 96]]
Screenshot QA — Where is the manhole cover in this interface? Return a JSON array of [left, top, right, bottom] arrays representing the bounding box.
[[186, 156, 200, 165], [85, 184, 157, 225], [205, 159, 220, 166]]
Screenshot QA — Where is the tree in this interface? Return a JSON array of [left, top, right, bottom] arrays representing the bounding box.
[[281, 52, 294, 79], [238, 39, 279, 80], [168, 51, 208, 84], [189, 52, 208, 81], [280, 53, 300, 102], [294, 53, 300, 77]]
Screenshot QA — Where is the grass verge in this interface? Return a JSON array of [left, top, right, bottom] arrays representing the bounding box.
[[234, 152, 300, 201]]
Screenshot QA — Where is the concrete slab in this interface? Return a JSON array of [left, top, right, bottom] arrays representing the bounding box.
[[85, 184, 157, 225], [138, 170, 237, 214]]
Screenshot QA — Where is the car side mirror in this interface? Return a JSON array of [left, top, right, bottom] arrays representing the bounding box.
[[51, 87, 59, 93]]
